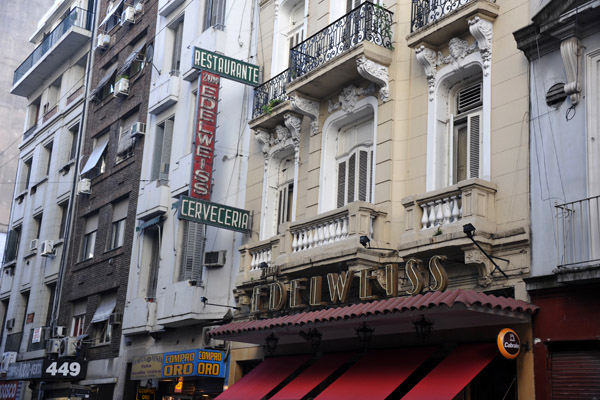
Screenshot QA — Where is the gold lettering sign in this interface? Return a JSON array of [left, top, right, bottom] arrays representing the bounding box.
[[405, 258, 425, 295], [309, 276, 327, 306], [327, 271, 354, 304], [251, 285, 267, 313], [290, 278, 307, 309], [358, 268, 378, 301], [429, 255, 449, 291], [268, 282, 287, 311]]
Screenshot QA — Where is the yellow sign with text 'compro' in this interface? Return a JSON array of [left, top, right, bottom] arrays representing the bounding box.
[[162, 349, 226, 379]]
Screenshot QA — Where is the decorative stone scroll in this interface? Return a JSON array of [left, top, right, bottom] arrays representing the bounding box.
[[464, 248, 494, 287], [289, 93, 319, 135], [327, 83, 376, 114], [468, 16, 493, 76], [560, 36, 582, 106], [356, 56, 389, 101]]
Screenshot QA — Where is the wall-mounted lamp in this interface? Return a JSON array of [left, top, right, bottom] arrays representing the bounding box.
[[359, 236, 396, 252], [264, 332, 279, 356], [299, 328, 322, 351], [413, 314, 434, 342], [259, 262, 269, 269], [355, 322, 374, 350], [462, 224, 509, 278], [200, 296, 241, 310]]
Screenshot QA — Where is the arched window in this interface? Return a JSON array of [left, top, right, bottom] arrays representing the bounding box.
[[336, 118, 373, 207]]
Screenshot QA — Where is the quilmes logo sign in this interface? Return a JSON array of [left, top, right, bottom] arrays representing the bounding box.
[[193, 47, 260, 87]]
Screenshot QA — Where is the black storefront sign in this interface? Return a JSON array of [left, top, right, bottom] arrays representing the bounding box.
[[42, 359, 87, 380]]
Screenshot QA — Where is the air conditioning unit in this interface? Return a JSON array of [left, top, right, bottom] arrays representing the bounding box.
[[5, 319, 15, 330], [53, 325, 67, 338], [130, 122, 146, 137], [134, 1, 144, 14], [59, 337, 78, 358], [120, 6, 135, 25], [114, 77, 130, 97], [30, 239, 38, 252], [0, 352, 17, 373], [109, 313, 123, 325], [46, 338, 61, 354], [202, 327, 225, 349], [204, 250, 226, 268], [96, 33, 111, 49], [41, 240, 54, 257], [77, 178, 91, 195]]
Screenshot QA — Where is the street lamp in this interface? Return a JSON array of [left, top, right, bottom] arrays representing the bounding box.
[[413, 314, 434, 342], [355, 322, 374, 350]]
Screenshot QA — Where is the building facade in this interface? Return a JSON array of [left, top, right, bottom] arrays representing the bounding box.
[[1, 0, 94, 398], [118, 0, 255, 399], [208, 0, 537, 399], [514, 0, 600, 398]]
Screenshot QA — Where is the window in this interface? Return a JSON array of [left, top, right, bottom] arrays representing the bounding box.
[[450, 82, 482, 184], [27, 97, 41, 130], [81, 133, 109, 179], [288, 3, 304, 50], [203, 0, 225, 31], [44, 77, 62, 114], [336, 119, 373, 208], [118, 39, 147, 81], [179, 221, 205, 282], [150, 118, 174, 183], [116, 112, 139, 163], [80, 213, 98, 261], [44, 141, 53, 176], [33, 213, 43, 240], [101, 1, 124, 32], [58, 202, 69, 239], [4, 226, 21, 264], [70, 300, 86, 337], [93, 320, 112, 345], [90, 293, 116, 345], [99, 71, 117, 100], [69, 123, 79, 161], [90, 64, 118, 101], [276, 157, 294, 232], [170, 19, 184, 74], [22, 158, 33, 191], [108, 199, 128, 250], [144, 224, 162, 299]]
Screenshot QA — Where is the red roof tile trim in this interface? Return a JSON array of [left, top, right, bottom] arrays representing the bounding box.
[[209, 289, 537, 338]]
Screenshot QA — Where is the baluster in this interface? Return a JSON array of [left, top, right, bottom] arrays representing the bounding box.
[[323, 222, 331, 244], [442, 198, 452, 225], [427, 202, 435, 228], [369, 216, 374, 238], [420, 203, 428, 230], [451, 196, 460, 222], [458, 195, 463, 218], [342, 217, 349, 238], [266, 250, 271, 266], [329, 221, 336, 243], [250, 253, 257, 270], [435, 200, 443, 226], [307, 227, 314, 249], [301, 229, 308, 250], [335, 219, 342, 242], [292, 231, 298, 252]]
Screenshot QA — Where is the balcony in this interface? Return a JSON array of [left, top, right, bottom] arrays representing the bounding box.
[[407, 0, 498, 48], [148, 73, 180, 115], [399, 178, 497, 253], [238, 201, 387, 282], [122, 297, 157, 335], [555, 195, 600, 268], [251, 2, 393, 121], [11, 7, 93, 97]]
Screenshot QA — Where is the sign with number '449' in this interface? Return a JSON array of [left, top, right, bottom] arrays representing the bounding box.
[[42, 359, 87, 380]]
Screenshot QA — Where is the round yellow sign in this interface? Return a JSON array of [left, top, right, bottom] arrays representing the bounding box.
[[497, 328, 521, 359]]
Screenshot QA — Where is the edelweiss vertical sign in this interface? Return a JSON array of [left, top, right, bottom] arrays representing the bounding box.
[[191, 71, 220, 200]]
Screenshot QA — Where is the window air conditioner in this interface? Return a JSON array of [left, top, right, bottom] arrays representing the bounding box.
[[46, 338, 61, 354], [109, 313, 123, 325], [30, 239, 38, 252], [96, 33, 111, 49], [6, 319, 15, 330], [77, 178, 91, 195], [134, 2, 144, 14], [130, 122, 146, 137], [53, 325, 67, 338], [121, 6, 136, 25], [59, 337, 78, 358], [114, 77, 130, 97], [204, 251, 226, 268], [0, 352, 16, 373], [41, 240, 54, 257]]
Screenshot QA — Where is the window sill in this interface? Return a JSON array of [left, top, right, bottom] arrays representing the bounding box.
[[59, 159, 76, 175], [89, 342, 111, 348], [15, 190, 28, 203]]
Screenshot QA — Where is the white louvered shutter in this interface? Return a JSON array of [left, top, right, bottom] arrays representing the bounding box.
[[347, 153, 356, 204], [467, 112, 482, 179], [337, 160, 346, 209]]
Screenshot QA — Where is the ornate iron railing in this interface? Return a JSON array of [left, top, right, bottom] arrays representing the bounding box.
[[252, 69, 290, 119], [555, 195, 600, 267], [13, 7, 94, 85], [411, 0, 495, 32], [290, 2, 393, 80]]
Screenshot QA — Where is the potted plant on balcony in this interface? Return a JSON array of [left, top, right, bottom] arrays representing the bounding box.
[[262, 98, 283, 115]]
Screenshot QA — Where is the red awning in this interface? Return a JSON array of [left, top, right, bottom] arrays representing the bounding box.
[[215, 355, 310, 400], [314, 347, 436, 400], [401, 343, 497, 400], [270, 353, 354, 400]]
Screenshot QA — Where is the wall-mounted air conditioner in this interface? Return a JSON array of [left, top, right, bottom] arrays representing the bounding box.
[[53, 325, 66, 338], [204, 251, 226, 268], [0, 352, 16, 373], [77, 178, 91, 195], [30, 239, 38, 252], [121, 6, 135, 25], [41, 240, 54, 257], [46, 338, 61, 354], [96, 33, 111, 49], [109, 313, 123, 325], [59, 337, 78, 358], [114, 77, 130, 97], [5, 319, 15, 330], [130, 122, 146, 137]]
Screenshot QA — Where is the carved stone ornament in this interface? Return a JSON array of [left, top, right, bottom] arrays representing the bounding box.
[[327, 84, 375, 113], [415, 46, 439, 101], [464, 248, 494, 288], [468, 16, 493, 76], [289, 93, 319, 135], [254, 128, 272, 157], [356, 56, 389, 101], [560, 36, 582, 106], [283, 113, 302, 145]]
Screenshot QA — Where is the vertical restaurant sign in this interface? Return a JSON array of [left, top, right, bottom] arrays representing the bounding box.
[[191, 71, 220, 200], [162, 349, 226, 379]]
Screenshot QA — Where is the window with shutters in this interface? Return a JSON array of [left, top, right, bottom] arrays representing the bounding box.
[[116, 112, 139, 163], [3, 226, 21, 264], [179, 220, 205, 282], [336, 119, 373, 208], [288, 3, 304, 50], [108, 199, 128, 250], [151, 117, 174, 184], [450, 82, 482, 184], [276, 157, 295, 233], [79, 213, 98, 261], [170, 18, 184, 74], [70, 300, 86, 337], [203, 0, 225, 31]]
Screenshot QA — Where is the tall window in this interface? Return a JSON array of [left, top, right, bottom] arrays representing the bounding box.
[[145, 225, 161, 299], [276, 157, 294, 232], [179, 221, 205, 282], [203, 0, 225, 31], [151, 118, 174, 184], [44, 141, 53, 176], [80, 213, 98, 261], [28, 97, 41, 129], [170, 19, 184, 74], [81, 133, 109, 179], [108, 199, 128, 250], [33, 213, 43, 241], [288, 3, 304, 50], [22, 158, 33, 191], [70, 300, 86, 337], [4, 226, 21, 263], [90, 293, 116, 345], [69, 123, 79, 161], [58, 201, 69, 239], [336, 119, 373, 208], [450, 82, 482, 184]]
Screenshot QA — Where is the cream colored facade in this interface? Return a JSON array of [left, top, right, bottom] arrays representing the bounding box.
[[228, 0, 533, 398]]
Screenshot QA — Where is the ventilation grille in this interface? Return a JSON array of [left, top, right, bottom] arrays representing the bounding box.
[[457, 83, 482, 114], [546, 82, 567, 108]]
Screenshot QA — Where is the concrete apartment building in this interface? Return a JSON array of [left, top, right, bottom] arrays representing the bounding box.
[[207, 0, 537, 399], [514, 0, 600, 397], [0, 0, 94, 398], [119, 0, 255, 398]]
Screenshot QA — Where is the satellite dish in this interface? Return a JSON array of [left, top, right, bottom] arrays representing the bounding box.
[[145, 43, 154, 63]]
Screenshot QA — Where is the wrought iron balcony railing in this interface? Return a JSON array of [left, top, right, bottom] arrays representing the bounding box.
[[555, 195, 600, 267], [13, 7, 93, 85], [252, 69, 289, 119], [290, 2, 393, 80], [411, 0, 496, 32]]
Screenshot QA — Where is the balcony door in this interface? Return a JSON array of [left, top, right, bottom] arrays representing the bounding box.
[[272, 0, 305, 76]]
